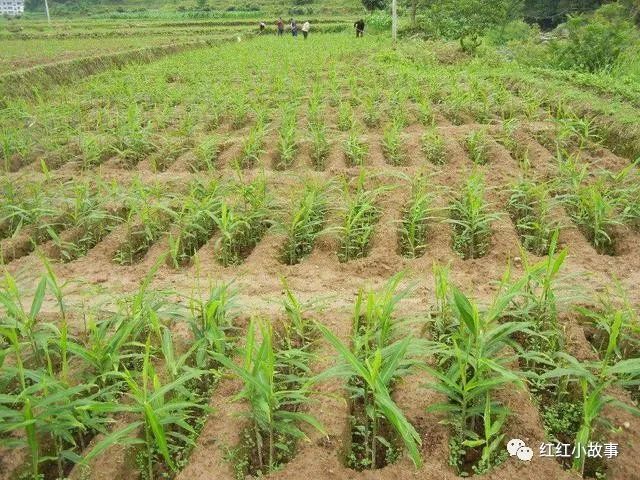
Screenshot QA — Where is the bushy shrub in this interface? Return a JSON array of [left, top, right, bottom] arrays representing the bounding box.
[[362, 0, 388, 12], [486, 19, 539, 45], [551, 5, 635, 72], [366, 10, 392, 31], [424, 0, 522, 52]]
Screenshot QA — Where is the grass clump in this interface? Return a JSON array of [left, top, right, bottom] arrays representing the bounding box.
[[317, 274, 423, 470], [237, 121, 268, 169], [425, 278, 531, 475], [275, 106, 298, 170], [448, 172, 498, 259], [279, 182, 330, 265], [168, 180, 221, 268], [343, 130, 368, 167], [381, 123, 406, 166], [309, 122, 330, 171], [562, 179, 625, 255], [508, 178, 558, 255], [214, 318, 323, 478], [193, 135, 224, 171], [114, 182, 176, 265], [398, 177, 435, 258], [337, 173, 384, 263], [214, 176, 271, 266], [421, 128, 446, 165], [465, 129, 491, 165]]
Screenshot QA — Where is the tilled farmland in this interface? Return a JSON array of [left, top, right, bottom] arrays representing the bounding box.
[[1, 34, 640, 480]]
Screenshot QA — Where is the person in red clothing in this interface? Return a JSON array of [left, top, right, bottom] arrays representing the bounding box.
[[277, 17, 284, 36]]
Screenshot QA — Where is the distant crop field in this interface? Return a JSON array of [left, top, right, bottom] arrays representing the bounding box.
[[0, 37, 221, 70], [1, 29, 639, 480], [0, 17, 348, 72]]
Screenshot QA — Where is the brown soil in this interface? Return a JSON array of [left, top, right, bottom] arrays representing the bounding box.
[[3, 112, 640, 480]]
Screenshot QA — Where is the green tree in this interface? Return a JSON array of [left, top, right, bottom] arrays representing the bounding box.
[[551, 4, 635, 72], [362, 0, 389, 12], [427, 0, 523, 52]]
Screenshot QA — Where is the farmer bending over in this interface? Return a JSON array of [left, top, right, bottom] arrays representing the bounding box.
[[302, 20, 310, 39]]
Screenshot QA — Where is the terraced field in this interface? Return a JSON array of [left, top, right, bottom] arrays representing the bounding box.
[[1, 33, 639, 480]]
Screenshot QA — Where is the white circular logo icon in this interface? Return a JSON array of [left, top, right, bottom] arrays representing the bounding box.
[[507, 438, 526, 456], [516, 446, 534, 461], [507, 439, 533, 461]]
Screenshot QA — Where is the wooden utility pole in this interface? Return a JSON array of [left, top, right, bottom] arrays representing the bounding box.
[[392, 0, 397, 42]]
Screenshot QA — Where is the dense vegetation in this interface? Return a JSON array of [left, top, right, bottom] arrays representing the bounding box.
[[1, 1, 640, 480]]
